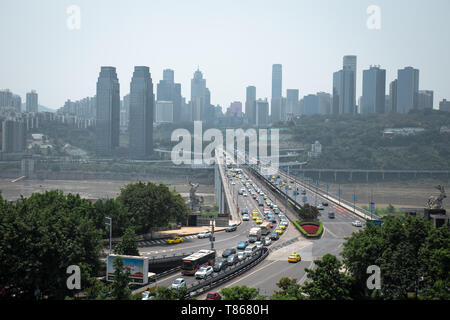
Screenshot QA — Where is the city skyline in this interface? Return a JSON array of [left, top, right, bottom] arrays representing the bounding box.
[[1, 0, 449, 112]]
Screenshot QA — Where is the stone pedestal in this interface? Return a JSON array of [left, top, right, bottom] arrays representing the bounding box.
[[424, 208, 449, 228]]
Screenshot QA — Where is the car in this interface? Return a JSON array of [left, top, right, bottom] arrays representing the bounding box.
[[231, 181, 235, 185], [241, 208, 249, 215], [242, 214, 250, 221], [254, 241, 263, 249], [243, 192, 248, 197], [213, 259, 227, 272], [278, 224, 286, 230], [141, 291, 154, 300], [252, 215, 259, 220], [328, 212, 335, 219], [171, 278, 187, 290], [270, 218, 277, 223], [301, 190, 306, 195], [273, 204, 278, 210], [275, 228, 283, 235], [166, 236, 184, 244], [270, 232, 279, 240], [222, 248, 237, 258], [226, 224, 237, 232], [288, 253, 301, 263], [317, 205, 324, 210], [205, 292, 222, 300], [322, 202, 329, 206], [352, 220, 363, 227], [237, 241, 249, 250], [237, 252, 246, 261], [195, 266, 213, 279], [252, 210, 259, 215], [197, 231, 211, 239], [273, 208, 281, 215], [263, 237, 272, 246], [263, 195, 268, 200], [226, 254, 238, 266], [280, 220, 289, 227], [256, 218, 263, 224]]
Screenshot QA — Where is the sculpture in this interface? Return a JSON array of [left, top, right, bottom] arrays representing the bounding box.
[[426, 185, 446, 209], [189, 181, 204, 211]]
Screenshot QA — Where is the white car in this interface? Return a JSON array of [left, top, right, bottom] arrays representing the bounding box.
[[254, 241, 263, 250], [195, 266, 214, 279], [243, 192, 248, 197], [141, 291, 154, 300], [172, 278, 187, 290], [317, 205, 324, 210], [231, 181, 235, 185], [352, 220, 363, 227], [264, 237, 272, 246], [237, 252, 246, 261], [242, 214, 250, 221], [197, 231, 212, 239]]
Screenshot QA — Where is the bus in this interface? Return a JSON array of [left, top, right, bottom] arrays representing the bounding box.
[[181, 249, 216, 275], [260, 222, 271, 235]]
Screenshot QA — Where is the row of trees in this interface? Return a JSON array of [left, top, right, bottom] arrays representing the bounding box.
[[0, 181, 190, 299]]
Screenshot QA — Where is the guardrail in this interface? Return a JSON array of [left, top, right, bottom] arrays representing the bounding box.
[[185, 247, 270, 297]]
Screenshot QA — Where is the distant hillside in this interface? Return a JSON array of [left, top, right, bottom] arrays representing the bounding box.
[[21, 103, 56, 113], [281, 109, 450, 170]]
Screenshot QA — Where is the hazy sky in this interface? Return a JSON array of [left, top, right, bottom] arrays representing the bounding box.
[[1, 0, 449, 111]]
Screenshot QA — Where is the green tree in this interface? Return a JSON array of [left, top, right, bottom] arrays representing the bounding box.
[[118, 182, 189, 235], [300, 254, 354, 300], [110, 257, 132, 300], [271, 277, 303, 300], [115, 226, 139, 256], [297, 203, 319, 220], [220, 286, 260, 300]]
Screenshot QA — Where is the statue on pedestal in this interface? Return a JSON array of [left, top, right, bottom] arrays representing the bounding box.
[[426, 185, 446, 209], [189, 181, 204, 212]]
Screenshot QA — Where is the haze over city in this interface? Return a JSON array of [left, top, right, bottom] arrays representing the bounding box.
[[1, 0, 450, 111]]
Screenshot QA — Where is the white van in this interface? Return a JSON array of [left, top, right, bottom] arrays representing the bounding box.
[[244, 244, 258, 257]]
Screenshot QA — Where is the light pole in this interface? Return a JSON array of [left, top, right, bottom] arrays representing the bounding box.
[[210, 218, 215, 251], [105, 216, 112, 255]]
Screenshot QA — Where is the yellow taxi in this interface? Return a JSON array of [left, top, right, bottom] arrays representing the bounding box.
[[278, 224, 286, 230], [252, 215, 259, 220], [288, 253, 301, 263], [288, 186, 292, 190], [166, 236, 184, 244], [275, 228, 283, 235], [281, 182, 286, 187], [252, 210, 259, 215], [256, 218, 263, 224]]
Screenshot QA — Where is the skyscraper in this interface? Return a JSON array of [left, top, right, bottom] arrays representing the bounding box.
[[230, 102, 242, 118], [343, 55, 357, 111], [129, 66, 153, 158], [397, 66, 419, 114], [286, 89, 299, 116], [333, 67, 355, 114], [303, 94, 319, 115], [271, 64, 282, 123], [190, 68, 207, 121], [317, 92, 332, 115], [26, 90, 38, 113], [255, 99, 269, 127], [388, 80, 398, 113], [2, 119, 26, 153], [245, 86, 256, 125], [361, 66, 386, 114], [157, 69, 182, 123], [95, 66, 120, 155]]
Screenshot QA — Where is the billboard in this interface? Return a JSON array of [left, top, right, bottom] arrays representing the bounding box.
[[106, 254, 149, 285]]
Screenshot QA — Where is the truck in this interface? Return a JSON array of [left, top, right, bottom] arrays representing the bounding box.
[[259, 222, 271, 236], [248, 227, 262, 243]]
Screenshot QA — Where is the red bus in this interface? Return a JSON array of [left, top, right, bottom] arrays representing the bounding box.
[[181, 249, 216, 275]]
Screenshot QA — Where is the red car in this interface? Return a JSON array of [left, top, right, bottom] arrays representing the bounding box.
[[205, 292, 222, 300]]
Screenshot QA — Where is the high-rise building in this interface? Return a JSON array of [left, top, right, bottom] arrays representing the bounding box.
[[0, 89, 13, 108], [317, 92, 332, 115], [388, 80, 398, 113], [26, 90, 38, 113], [155, 101, 173, 123], [120, 94, 130, 127], [95, 66, 120, 155], [286, 89, 299, 116], [230, 102, 242, 118], [439, 99, 450, 112], [418, 90, 434, 109], [245, 86, 256, 125], [397, 66, 419, 114], [2, 119, 26, 153], [129, 66, 153, 158], [190, 68, 207, 121], [255, 98, 269, 127], [361, 66, 386, 114], [343, 55, 357, 111], [332, 67, 355, 114], [271, 64, 282, 123], [156, 69, 182, 123], [303, 94, 319, 115]]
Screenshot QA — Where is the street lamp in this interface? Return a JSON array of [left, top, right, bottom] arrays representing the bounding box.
[[105, 216, 112, 255]]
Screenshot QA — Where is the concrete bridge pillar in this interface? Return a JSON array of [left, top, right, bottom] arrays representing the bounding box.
[[349, 171, 353, 181], [366, 171, 369, 182], [334, 171, 337, 182]]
